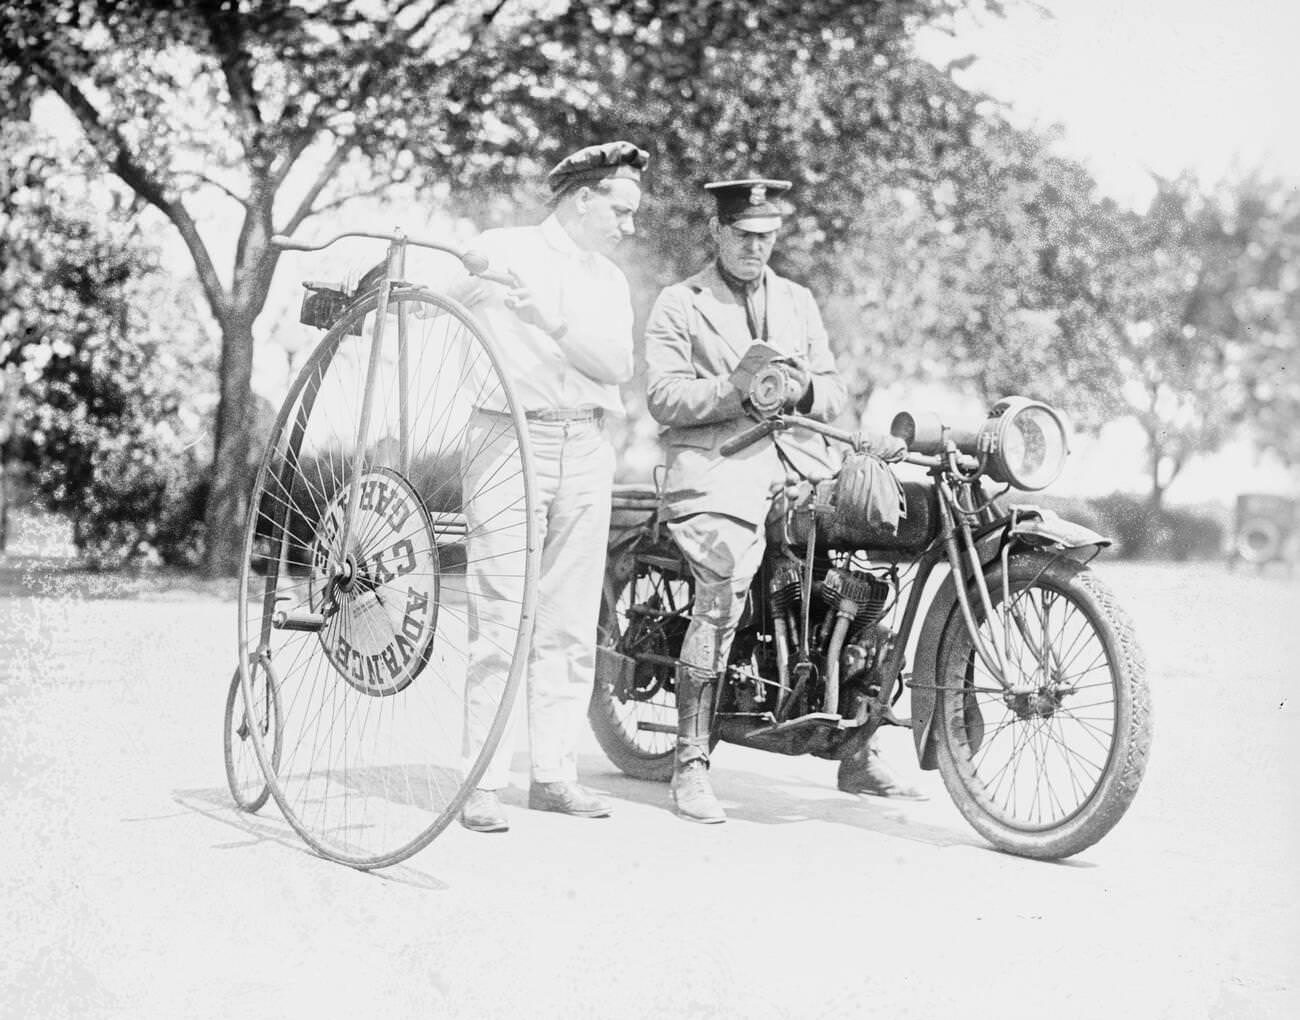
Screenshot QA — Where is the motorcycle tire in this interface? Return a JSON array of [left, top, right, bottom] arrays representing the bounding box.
[[933, 552, 1152, 860], [588, 544, 695, 782]]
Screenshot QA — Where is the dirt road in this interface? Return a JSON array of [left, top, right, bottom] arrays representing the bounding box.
[[1, 557, 1296, 1019]]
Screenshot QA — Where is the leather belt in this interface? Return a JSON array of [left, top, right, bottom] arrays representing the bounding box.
[[524, 407, 604, 423], [475, 407, 604, 425]]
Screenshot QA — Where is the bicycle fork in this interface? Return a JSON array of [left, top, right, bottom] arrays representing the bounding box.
[[334, 236, 408, 577]]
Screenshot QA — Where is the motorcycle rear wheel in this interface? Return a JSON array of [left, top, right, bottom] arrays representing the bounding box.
[[588, 545, 694, 782], [933, 553, 1151, 860]]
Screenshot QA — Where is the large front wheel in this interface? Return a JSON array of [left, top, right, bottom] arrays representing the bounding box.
[[237, 288, 539, 868], [933, 553, 1151, 860]]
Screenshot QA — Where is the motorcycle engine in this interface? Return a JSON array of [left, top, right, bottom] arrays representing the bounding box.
[[819, 567, 889, 627]]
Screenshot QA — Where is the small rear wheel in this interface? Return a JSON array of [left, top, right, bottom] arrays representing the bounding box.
[[933, 553, 1152, 859], [223, 657, 281, 813]]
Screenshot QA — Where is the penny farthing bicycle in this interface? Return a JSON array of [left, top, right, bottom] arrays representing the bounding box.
[[233, 229, 540, 869]]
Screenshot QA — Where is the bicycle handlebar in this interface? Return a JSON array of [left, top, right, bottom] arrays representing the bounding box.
[[270, 230, 518, 287]]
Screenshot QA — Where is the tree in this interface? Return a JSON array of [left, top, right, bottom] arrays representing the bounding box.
[[2, 0, 985, 574], [1083, 173, 1300, 511], [440, 3, 1024, 411], [0, 123, 216, 564]]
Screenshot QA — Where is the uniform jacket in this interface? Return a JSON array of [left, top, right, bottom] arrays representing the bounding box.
[[644, 262, 849, 525]]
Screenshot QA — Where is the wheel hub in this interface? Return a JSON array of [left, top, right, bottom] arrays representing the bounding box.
[[308, 467, 441, 697], [1006, 686, 1065, 719]]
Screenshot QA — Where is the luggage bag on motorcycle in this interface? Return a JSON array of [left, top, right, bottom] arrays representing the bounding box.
[[769, 453, 938, 553]]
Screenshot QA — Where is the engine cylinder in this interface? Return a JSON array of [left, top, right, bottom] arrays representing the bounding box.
[[768, 557, 803, 611], [819, 568, 888, 626]]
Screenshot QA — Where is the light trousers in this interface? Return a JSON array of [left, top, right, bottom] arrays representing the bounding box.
[[462, 411, 614, 789], [666, 512, 767, 679]]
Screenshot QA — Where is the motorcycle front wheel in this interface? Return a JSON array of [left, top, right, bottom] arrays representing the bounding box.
[[588, 544, 694, 782], [933, 552, 1152, 860]]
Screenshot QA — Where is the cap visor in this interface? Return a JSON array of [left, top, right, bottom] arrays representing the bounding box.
[[727, 213, 783, 231]]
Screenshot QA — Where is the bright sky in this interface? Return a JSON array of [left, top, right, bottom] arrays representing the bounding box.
[[915, 0, 1300, 209], [907, 0, 1300, 503]]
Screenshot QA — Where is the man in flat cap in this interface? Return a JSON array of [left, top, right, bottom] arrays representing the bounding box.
[[643, 177, 922, 823], [455, 140, 647, 833]]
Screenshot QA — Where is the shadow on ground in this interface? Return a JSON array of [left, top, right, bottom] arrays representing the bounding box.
[[576, 751, 992, 852], [173, 784, 452, 890]]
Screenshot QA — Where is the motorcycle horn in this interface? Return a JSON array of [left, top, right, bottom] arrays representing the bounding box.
[[890, 396, 1070, 491]]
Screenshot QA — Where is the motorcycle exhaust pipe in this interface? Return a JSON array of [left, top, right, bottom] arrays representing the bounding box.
[[822, 602, 857, 716]]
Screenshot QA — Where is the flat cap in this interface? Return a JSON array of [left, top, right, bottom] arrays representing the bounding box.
[[705, 178, 792, 231], [547, 140, 649, 195]]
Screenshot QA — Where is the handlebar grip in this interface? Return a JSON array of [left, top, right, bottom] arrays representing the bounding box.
[[270, 234, 316, 251], [461, 251, 520, 289], [720, 419, 782, 457]]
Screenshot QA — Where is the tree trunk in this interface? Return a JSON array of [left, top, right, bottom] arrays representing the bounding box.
[[204, 315, 257, 577]]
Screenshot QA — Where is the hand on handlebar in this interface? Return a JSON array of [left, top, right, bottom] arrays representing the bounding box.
[[501, 273, 564, 336], [777, 357, 812, 412]]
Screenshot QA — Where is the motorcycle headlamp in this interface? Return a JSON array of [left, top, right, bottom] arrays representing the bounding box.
[[746, 363, 789, 416], [890, 397, 1070, 491]]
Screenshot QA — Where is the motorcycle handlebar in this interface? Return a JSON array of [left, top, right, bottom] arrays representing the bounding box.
[[719, 418, 787, 456], [719, 412, 975, 471], [720, 413, 859, 457]]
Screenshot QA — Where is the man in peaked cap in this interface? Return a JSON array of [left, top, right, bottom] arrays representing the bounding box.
[[455, 140, 647, 833], [643, 176, 923, 823]]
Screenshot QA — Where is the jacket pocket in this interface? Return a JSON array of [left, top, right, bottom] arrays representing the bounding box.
[[666, 423, 717, 450]]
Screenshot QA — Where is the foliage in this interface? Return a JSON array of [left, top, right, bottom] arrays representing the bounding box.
[[1086, 491, 1225, 562], [0, 124, 215, 567], [0, 0, 983, 572], [1031, 490, 1225, 562], [1078, 173, 1300, 508], [3, 0, 1290, 565], [437, 5, 1148, 429]]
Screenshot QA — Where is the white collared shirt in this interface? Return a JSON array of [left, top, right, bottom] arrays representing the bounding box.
[[461, 215, 634, 416]]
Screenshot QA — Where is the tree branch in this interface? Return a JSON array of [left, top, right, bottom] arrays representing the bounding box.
[[269, 128, 317, 191], [294, 180, 393, 224], [198, 5, 264, 160], [27, 54, 230, 324], [181, 172, 246, 207], [281, 141, 353, 235], [394, 0, 461, 44]]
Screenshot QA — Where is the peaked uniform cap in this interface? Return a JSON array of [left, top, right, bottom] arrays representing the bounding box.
[[547, 140, 650, 194], [705, 177, 792, 230]]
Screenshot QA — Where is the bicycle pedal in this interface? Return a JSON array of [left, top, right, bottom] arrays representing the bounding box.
[[271, 609, 326, 632]]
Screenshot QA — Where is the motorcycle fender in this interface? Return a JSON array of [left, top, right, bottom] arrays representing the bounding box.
[[910, 565, 969, 772], [911, 528, 1073, 770], [1007, 505, 1111, 558]]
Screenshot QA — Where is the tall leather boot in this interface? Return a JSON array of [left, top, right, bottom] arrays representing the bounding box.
[[670, 672, 726, 824]]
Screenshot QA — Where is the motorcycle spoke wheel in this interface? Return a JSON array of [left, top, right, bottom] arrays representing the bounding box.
[[237, 289, 539, 868], [934, 554, 1151, 859], [223, 659, 281, 813], [588, 547, 692, 782]]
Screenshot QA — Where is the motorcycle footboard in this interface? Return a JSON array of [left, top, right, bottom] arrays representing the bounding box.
[[746, 712, 854, 737]]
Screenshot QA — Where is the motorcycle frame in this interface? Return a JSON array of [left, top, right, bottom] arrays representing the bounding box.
[[717, 439, 1107, 765]]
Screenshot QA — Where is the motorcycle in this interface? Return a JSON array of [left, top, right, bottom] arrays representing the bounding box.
[[589, 396, 1152, 860]]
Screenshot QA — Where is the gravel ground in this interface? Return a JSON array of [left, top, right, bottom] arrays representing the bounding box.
[[1, 530, 1297, 1020]]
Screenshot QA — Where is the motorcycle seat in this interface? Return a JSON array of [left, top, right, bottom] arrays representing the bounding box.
[[611, 484, 661, 511]]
